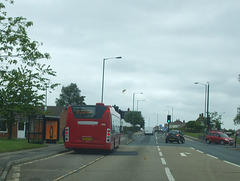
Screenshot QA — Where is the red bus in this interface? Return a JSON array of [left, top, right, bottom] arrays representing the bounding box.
[[65, 103, 121, 151]]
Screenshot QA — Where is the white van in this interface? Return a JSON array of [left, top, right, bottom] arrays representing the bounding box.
[[144, 127, 153, 135]]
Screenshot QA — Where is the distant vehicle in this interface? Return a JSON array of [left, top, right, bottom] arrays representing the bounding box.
[[144, 127, 154, 135], [65, 103, 121, 152], [165, 130, 185, 144], [206, 130, 234, 145]]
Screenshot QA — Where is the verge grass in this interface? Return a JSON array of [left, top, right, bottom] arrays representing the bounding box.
[[0, 138, 47, 153]]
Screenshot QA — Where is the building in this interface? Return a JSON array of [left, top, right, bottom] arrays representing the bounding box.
[[0, 106, 67, 139], [165, 119, 186, 129]]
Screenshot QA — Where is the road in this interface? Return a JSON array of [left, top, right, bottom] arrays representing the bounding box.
[[6, 132, 240, 181]]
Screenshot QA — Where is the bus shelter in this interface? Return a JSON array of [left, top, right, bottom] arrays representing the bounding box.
[[28, 115, 60, 144]]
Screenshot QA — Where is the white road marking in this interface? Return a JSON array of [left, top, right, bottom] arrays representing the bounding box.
[[196, 150, 204, 154], [223, 161, 240, 168], [165, 167, 175, 181], [206, 154, 218, 159], [161, 158, 167, 165], [159, 152, 163, 157], [180, 153, 187, 157]]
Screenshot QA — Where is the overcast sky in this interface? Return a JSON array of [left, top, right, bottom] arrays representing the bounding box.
[[6, 0, 240, 129]]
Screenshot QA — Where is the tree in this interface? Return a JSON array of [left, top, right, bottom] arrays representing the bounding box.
[[209, 111, 223, 130], [55, 83, 86, 107], [185, 121, 203, 131], [234, 74, 240, 125], [124, 111, 144, 129], [0, 1, 58, 139]]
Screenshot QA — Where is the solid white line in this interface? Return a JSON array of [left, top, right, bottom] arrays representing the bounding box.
[[161, 158, 167, 165], [165, 167, 175, 181], [223, 161, 240, 168], [159, 152, 163, 157], [206, 154, 218, 159], [180, 153, 187, 157], [196, 150, 204, 154]]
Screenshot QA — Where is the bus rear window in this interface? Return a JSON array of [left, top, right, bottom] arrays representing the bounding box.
[[71, 106, 107, 119]]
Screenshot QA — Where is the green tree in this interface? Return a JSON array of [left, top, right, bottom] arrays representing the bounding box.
[[209, 111, 223, 130], [185, 120, 203, 132], [234, 106, 240, 125], [55, 83, 86, 107], [234, 74, 240, 125], [0, 1, 58, 139], [124, 111, 144, 129]]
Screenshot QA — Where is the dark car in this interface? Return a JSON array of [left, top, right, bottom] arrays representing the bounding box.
[[206, 131, 234, 145], [166, 130, 185, 144]]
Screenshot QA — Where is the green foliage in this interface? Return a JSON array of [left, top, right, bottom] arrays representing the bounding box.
[[210, 111, 223, 130], [0, 1, 58, 139], [124, 111, 144, 128], [55, 83, 86, 107], [234, 74, 240, 125], [234, 107, 240, 125], [185, 121, 203, 132]]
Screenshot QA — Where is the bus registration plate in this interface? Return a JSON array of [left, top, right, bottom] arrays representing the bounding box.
[[82, 137, 93, 141]]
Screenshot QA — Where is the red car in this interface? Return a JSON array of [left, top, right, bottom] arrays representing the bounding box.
[[206, 131, 234, 145]]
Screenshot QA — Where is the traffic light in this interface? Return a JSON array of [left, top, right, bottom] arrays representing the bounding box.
[[167, 115, 171, 123]]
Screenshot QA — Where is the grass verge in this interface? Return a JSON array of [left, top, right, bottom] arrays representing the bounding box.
[[0, 138, 47, 153], [183, 132, 204, 139]]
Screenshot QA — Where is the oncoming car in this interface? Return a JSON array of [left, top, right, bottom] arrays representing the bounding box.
[[165, 130, 185, 144], [206, 131, 234, 145], [144, 127, 154, 135]]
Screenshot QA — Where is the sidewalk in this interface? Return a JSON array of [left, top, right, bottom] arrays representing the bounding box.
[[0, 143, 68, 181]]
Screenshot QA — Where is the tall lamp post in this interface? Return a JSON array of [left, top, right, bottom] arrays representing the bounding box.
[[137, 99, 145, 111], [132, 92, 143, 132], [101, 56, 122, 103], [194, 82, 207, 117], [195, 81, 210, 130]]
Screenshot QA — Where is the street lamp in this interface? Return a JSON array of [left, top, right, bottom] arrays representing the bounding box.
[[132, 92, 143, 132], [133, 93, 143, 112], [154, 113, 159, 127], [137, 99, 145, 111], [194, 82, 207, 117], [195, 81, 210, 130], [101, 56, 122, 103]]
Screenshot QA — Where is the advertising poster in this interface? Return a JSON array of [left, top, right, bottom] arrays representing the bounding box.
[[45, 120, 58, 140]]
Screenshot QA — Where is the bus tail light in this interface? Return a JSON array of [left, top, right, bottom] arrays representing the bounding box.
[[65, 127, 69, 142], [106, 128, 111, 143]]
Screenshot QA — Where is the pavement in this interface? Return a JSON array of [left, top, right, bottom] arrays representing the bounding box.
[[0, 134, 132, 181]]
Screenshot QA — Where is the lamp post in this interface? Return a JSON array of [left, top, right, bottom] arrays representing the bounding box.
[[132, 92, 143, 132], [154, 113, 159, 127], [194, 82, 207, 117], [195, 81, 210, 130], [137, 99, 145, 111], [101, 56, 122, 103]]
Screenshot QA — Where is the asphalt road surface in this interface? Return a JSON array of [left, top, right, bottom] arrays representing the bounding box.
[[6, 132, 240, 181]]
